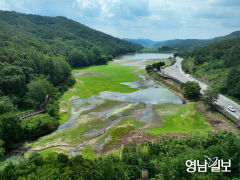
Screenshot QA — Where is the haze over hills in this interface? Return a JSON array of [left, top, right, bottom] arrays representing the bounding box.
[[122, 38, 157, 47], [124, 30, 240, 51]]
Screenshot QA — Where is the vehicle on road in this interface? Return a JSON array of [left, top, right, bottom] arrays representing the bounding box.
[[228, 106, 236, 112]]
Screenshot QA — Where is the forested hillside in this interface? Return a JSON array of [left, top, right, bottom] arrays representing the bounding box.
[[123, 38, 157, 47], [0, 10, 141, 157], [182, 38, 240, 100], [124, 31, 240, 51]]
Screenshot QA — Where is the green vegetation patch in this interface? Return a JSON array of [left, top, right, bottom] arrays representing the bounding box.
[[144, 58, 172, 67], [61, 62, 140, 100], [139, 48, 159, 53], [145, 103, 211, 137], [79, 145, 96, 160], [105, 118, 145, 146], [39, 148, 67, 158], [137, 69, 146, 75], [81, 100, 124, 115], [31, 113, 119, 148], [58, 62, 141, 124], [181, 38, 240, 102]]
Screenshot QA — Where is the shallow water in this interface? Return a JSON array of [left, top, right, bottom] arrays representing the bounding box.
[[59, 53, 182, 131], [99, 74, 182, 105], [119, 53, 173, 60], [99, 86, 182, 105]]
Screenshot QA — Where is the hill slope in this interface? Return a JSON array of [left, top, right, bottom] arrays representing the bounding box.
[[182, 38, 240, 100], [124, 31, 240, 51], [0, 11, 141, 58], [0, 10, 141, 151], [153, 31, 240, 51], [123, 38, 157, 47]]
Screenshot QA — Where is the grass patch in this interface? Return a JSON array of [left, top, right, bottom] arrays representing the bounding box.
[[57, 62, 140, 124], [79, 145, 96, 159], [117, 118, 145, 128], [139, 48, 159, 53], [30, 113, 119, 148], [61, 62, 140, 100], [111, 104, 133, 116], [144, 103, 211, 137], [39, 148, 67, 158], [139, 86, 148, 89], [137, 69, 147, 75], [105, 118, 145, 146], [144, 58, 172, 67], [96, 135, 107, 144], [81, 100, 124, 115]]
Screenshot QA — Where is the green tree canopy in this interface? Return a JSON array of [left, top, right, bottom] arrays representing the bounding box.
[[203, 86, 219, 103], [0, 64, 26, 96], [0, 96, 17, 114], [182, 81, 201, 99], [68, 49, 89, 67], [27, 79, 54, 107]]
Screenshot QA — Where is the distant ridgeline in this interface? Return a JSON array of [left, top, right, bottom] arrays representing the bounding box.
[[181, 38, 240, 101], [124, 31, 240, 52], [0, 10, 141, 155]]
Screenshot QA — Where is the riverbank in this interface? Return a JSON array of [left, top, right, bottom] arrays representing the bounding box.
[[4, 53, 239, 160], [148, 71, 240, 135]]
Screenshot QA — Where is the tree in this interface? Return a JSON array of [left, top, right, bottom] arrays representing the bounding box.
[[182, 81, 201, 99], [27, 79, 54, 108], [0, 65, 26, 96], [159, 61, 165, 68], [0, 113, 23, 147], [68, 50, 89, 67], [226, 68, 240, 98], [203, 86, 219, 103], [145, 65, 153, 73], [47, 102, 59, 118], [0, 139, 4, 159], [0, 96, 17, 114], [229, 81, 240, 98]]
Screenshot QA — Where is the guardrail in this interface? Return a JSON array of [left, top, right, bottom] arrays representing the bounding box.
[[19, 95, 49, 119], [154, 70, 240, 129], [20, 109, 46, 119], [208, 103, 240, 129], [19, 76, 71, 120], [154, 69, 183, 84]]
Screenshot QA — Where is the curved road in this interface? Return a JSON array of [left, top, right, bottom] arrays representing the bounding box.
[[163, 57, 240, 120]]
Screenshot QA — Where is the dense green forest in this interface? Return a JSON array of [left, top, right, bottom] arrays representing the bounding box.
[[0, 132, 239, 179], [153, 31, 240, 51], [181, 38, 240, 101], [0, 10, 141, 157]]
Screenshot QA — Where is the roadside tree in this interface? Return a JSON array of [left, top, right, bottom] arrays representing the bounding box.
[[145, 65, 153, 73], [182, 81, 201, 99], [203, 86, 219, 104]]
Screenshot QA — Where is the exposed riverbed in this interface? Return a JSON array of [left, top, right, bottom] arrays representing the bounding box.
[[27, 53, 186, 155], [59, 53, 182, 131]]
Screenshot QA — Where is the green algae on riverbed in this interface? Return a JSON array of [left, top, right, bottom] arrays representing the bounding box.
[[58, 62, 141, 124], [144, 103, 212, 137], [62, 62, 140, 100], [27, 53, 209, 157]]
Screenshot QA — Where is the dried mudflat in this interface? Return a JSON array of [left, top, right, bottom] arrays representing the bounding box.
[[26, 54, 239, 158]]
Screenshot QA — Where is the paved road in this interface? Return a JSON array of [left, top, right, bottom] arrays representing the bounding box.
[[163, 57, 240, 120]]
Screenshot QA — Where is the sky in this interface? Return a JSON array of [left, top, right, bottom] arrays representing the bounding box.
[[0, 0, 240, 41]]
